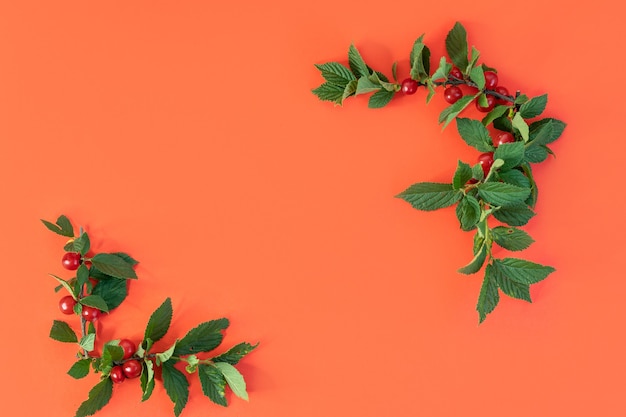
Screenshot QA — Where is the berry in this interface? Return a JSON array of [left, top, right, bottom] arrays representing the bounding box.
[[110, 366, 125, 384], [119, 339, 136, 360], [495, 86, 510, 104], [443, 86, 463, 104], [59, 295, 76, 315], [475, 95, 496, 112], [401, 78, 419, 95], [495, 132, 515, 147], [484, 71, 498, 89], [81, 305, 100, 322], [61, 252, 81, 270], [478, 152, 495, 176], [122, 359, 142, 379], [449, 67, 463, 79]]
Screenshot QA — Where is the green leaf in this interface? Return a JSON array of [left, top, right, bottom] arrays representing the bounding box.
[[140, 359, 156, 402], [368, 89, 395, 109], [396, 183, 462, 211], [185, 355, 200, 373], [492, 203, 536, 226], [92, 277, 127, 311], [431, 56, 452, 81], [481, 105, 509, 126], [456, 118, 494, 152], [468, 46, 481, 71], [497, 169, 530, 189], [50, 320, 78, 343], [312, 82, 344, 104], [521, 163, 538, 208], [173, 318, 229, 356], [355, 76, 381, 95], [524, 145, 548, 163], [74, 378, 113, 417], [91, 253, 137, 279], [49, 274, 77, 298], [493, 258, 555, 284], [213, 342, 259, 365], [514, 94, 529, 105], [162, 361, 190, 417], [439, 94, 479, 128], [445, 22, 469, 70], [476, 264, 500, 324], [314, 62, 356, 86], [458, 240, 487, 274], [456, 195, 481, 231], [199, 364, 228, 407], [348, 44, 369, 78], [493, 142, 525, 170], [79, 333, 96, 352], [477, 182, 530, 207], [342, 79, 358, 101], [80, 295, 109, 313], [391, 61, 398, 82], [512, 112, 529, 141], [214, 362, 249, 401], [469, 65, 485, 90], [111, 252, 139, 266], [41, 215, 74, 237], [471, 163, 485, 181], [156, 341, 178, 366], [529, 118, 566, 145], [76, 264, 89, 289], [491, 226, 534, 251], [68, 359, 92, 379], [144, 298, 173, 345], [452, 160, 473, 189], [99, 344, 124, 375], [493, 265, 532, 302], [527, 120, 553, 147], [409, 35, 426, 80], [65, 232, 90, 255], [519, 94, 548, 119], [493, 115, 513, 132]]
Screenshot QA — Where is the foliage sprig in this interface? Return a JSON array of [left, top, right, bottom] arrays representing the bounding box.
[[312, 22, 566, 323]]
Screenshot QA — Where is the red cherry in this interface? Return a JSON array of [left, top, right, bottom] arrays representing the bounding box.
[[122, 359, 142, 379], [59, 295, 77, 315], [495, 86, 510, 104], [81, 305, 100, 322], [484, 71, 498, 89], [62, 252, 81, 270], [119, 339, 136, 360], [478, 152, 495, 177], [110, 366, 125, 384], [443, 86, 463, 104], [475, 95, 496, 112], [401, 78, 419, 95], [495, 132, 515, 147], [449, 67, 463, 79]]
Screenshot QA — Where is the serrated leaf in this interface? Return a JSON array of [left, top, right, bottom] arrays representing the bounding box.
[[50, 274, 77, 298], [456, 195, 481, 231], [481, 105, 509, 126], [493, 142, 525, 170], [355, 76, 381, 95], [214, 362, 249, 401], [91, 253, 137, 279], [409, 35, 425, 80], [497, 169, 530, 189], [68, 359, 92, 379], [213, 342, 259, 365], [162, 361, 190, 417], [111, 252, 139, 266], [140, 359, 156, 402], [469, 65, 485, 90], [477, 264, 500, 323], [425, 79, 436, 103], [471, 163, 485, 181], [468, 46, 481, 71], [514, 94, 529, 105], [74, 378, 113, 417], [66, 232, 90, 255], [50, 320, 78, 343], [173, 318, 230, 356], [445, 22, 469, 70], [477, 182, 530, 207], [144, 298, 173, 345], [493, 258, 555, 284], [79, 333, 96, 352], [521, 163, 538, 208], [348, 44, 369, 78], [491, 226, 534, 251], [529, 118, 566, 145], [199, 364, 228, 407], [494, 266, 532, 302], [312, 82, 344, 104], [439, 94, 479, 128], [342, 79, 358, 101], [458, 240, 487, 274], [76, 264, 89, 289], [42, 215, 75, 237], [431, 56, 452, 81], [396, 182, 462, 211], [452, 160, 473, 189], [156, 341, 178, 366], [492, 203, 536, 226], [314, 62, 356, 86], [524, 145, 548, 163], [512, 112, 529, 141], [456, 118, 494, 152], [527, 120, 553, 147], [368, 89, 394, 108], [185, 355, 200, 373], [493, 115, 513, 132], [92, 277, 127, 311], [391, 61, 398, 82], [99, 344, 124, 375], [80, 295, 109, 313], [519, 93, 548, 119]]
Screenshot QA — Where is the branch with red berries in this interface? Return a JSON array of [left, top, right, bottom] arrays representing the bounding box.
[[312, 22, 566, 323], [43, 215, 258, 417]]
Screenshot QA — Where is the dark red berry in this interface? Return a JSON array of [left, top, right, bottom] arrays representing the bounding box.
[[81, 305, 100, 322], [122, 359, 142, 379], [466, 178, 479, 185], [59, 295, 76, 315], [495, 86, 510, 104], [119, 339, 136, 360], [401, 78, 419, 95], [495, 132, 515, 147], [449, 67, 463, 79], [62, 252, 81, 270], [110, 366, 125, 384], [443, 86, 463, 104], [484, 71, 498, 89], [478, 152, 495, 176], [475, 95, 496, 112]]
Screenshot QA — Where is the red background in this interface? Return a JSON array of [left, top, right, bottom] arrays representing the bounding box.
[[1, 1, 625, 416]]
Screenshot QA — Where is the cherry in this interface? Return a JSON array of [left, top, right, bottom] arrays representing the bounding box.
[[475, 95, 496, 112], [110, 366, 125, 384], [495, 132, 515, 147], [484, 71, 498, 89], [59, 295, 76, 315], [119, 339, 136, 360], [443, 86, 463, 104], [81, 305, 100, 322], [495, 86, 510, 104], [449, 67, 463, 79], [478, 152, 495, 177], [62, 252, 81, 270], [122, 359, 142, 379], [401, 78, 419, 95]]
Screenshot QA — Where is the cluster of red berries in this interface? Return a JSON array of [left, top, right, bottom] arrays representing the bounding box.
[[109, 339, 142, 383], [476, 131, 516, 177], [58, 252, 102, 321]]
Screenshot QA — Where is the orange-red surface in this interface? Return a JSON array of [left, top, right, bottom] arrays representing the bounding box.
[[1, 1, 625, 416]]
